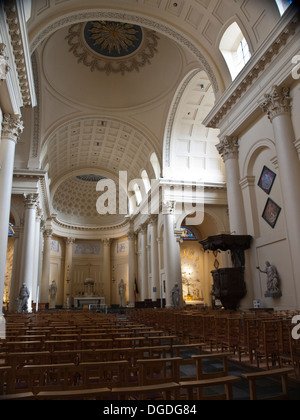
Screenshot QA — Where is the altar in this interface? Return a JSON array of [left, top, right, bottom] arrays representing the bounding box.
[[74, 297, 105, 309]]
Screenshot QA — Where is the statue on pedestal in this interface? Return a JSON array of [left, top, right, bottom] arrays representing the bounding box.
[[257, 261, 282, 298], [17, 283, 30, 313], [49, 280, 57, 309], [119, 279, 126, 307], [171, 283, 181, 307]]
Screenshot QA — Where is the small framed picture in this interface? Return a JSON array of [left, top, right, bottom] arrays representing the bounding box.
[[262, 198, 281, 229], [258, 166, 276, 195]]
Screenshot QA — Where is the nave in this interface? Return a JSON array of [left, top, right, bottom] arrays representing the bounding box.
[[1, 308, 300, 401]]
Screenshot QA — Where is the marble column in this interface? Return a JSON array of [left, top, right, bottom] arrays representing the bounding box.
[[19, 193, 39, 312], [149, 216, 159, 302], [216, 136, 247, 235], [8, 226, 23, 311], [163, 201, 183, 308], [63, 237, 74, 309], [40, 228, 52, 307], [139, 224, 148, 301], [31, 208, 42, 306], [260, 85, 300, 306], [128, 231, 137, 307], [0, 46, 10, 337], [102, 238, 111, 307], [0, 114, 23, 318]]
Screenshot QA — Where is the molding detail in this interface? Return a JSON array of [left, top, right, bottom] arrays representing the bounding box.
[[259, 85, 291, 122], [66, 22, 160, 75], [216, 136, 239, 162], [4, 1, 35, 107], [0, 43, 10, 81]]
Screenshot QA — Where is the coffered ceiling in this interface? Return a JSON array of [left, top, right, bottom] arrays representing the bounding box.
[[19, 0, 281, 229]]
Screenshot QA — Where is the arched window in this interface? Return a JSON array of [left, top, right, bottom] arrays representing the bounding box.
[[133, 183, 142, 206], [275, 0, 293, 15], [219, 22, 251, 81], [150, 153, 161, 180], [141, 170, 151, 194]]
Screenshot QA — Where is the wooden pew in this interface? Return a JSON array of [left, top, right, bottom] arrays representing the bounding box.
[[178, 376, 241, 400], [34, 387, 111, 400], [241, 367, 294, 400], [111, 382, 180, 401]]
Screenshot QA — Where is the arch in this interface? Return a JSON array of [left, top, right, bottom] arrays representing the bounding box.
[[163, 70, 224, 183], [242, 138, 277, 179], [150, 153, 161, 180], [141, 170, 151, 194]]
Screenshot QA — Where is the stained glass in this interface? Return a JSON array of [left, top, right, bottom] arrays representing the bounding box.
[[8, 223, 15, 237], [181, 227, 197, 240]]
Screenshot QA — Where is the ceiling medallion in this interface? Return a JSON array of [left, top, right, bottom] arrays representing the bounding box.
[[66, 21, 160, 75]]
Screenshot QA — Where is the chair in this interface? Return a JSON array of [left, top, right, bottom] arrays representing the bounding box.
[[255, 320, 281, 369], [241, 368, 294, 400]]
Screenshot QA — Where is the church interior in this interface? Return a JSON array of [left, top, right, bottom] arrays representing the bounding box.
[[0, 0, 300, 401]]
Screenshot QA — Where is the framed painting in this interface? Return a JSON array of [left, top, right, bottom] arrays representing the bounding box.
[[258, 166, 276, 195], [262, 198, 281, 229]]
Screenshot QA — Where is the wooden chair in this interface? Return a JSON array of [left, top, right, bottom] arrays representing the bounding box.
[[78, 360, 130, 388], [241, 368, 294, 400], [178, 376, 241, 400], [4, 351, 51, 368], [280, 325, 300, 378], [255, 320, 281, 369], [192, 352, 232, 380], [136, 357, 182, 387], [111, 382, 180, 400], [34, 386, 111, 400]]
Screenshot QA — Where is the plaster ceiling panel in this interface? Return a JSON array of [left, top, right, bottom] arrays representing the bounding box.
[[42, 23, 184, 111]]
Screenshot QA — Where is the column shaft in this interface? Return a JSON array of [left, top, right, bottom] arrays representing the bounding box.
[[102, 239, 111, 307], [0, 114, 23, 316], [217, 136, 247, 235], [40, 229, 52, 306]]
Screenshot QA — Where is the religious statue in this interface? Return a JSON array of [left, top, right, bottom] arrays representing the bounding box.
[[171, 283, 181, 307], [119, 279, 126, 307], [17, 283, 30, 313], [257, 261, 282, 297], [49, 280, 57, 309]]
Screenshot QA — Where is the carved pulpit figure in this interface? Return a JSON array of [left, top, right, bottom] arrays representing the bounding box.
[[119, 279, 126, 307], [17, 283, 30, 313], [49, 280, 57, 309]]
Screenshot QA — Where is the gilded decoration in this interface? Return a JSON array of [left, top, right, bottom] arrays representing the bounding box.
[[66, 21, 160, 75]]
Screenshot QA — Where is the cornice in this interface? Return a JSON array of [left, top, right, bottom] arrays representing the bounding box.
[[203, 6, 299, 130], [4, 0, 36, 107]]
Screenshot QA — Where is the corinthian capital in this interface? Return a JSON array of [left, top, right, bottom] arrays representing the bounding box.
[[0, 43, 10, 81], [2, 113, 24, 142], [24, 193, 39, 210], [260, 85, 291, 122], [216, 136, 239, 162]]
